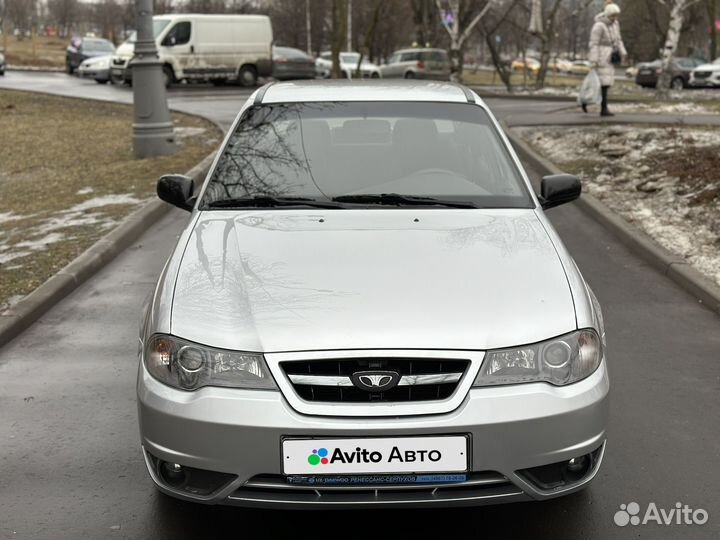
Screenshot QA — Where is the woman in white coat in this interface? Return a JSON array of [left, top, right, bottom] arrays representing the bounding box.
[[587, 3, 626, 116]]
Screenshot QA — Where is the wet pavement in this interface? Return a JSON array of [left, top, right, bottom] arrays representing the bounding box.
[[0, 71, 718, 540]]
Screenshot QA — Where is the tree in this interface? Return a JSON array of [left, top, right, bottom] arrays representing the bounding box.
[[477, 0, 522, 90], [410, 0, 439, 46], [435, 0, 497, 82], [48, 0, 78, 37], [707, 0, 717, 59], [655, 0, 703, 97], [330, 0, 347, 78], [355, 0, 383, 75]]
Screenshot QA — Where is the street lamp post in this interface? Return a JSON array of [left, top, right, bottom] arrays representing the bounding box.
[[131, 0, 175, 159]]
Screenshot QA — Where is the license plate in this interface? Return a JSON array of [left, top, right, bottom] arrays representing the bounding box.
[[282, 436, 468, 475]]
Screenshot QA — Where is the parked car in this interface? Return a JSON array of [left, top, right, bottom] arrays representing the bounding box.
[[0, 50, 5, 76], [315, 51, 381, 79], [66, 37, 115, 75], [140, 80, 608, 509], [635, 57, 704, 89], [111, 14, 273, 87], [547, 58, 572, 73], [272, 46, 316, 80], [78, 54, 112, 84], [625, 64, 640, 79], [689, 57, 720, 88], [569, 60, 592, 75], [380, 48, 450, 80], [511, 57, 540, 74]]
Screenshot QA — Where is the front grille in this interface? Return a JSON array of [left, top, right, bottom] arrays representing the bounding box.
[[281, 357, 469, 403], [694, 71, 711, 79], [112, 58, 126, 67], [229, 472, 523, 505]]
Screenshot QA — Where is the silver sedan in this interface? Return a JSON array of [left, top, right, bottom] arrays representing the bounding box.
[[138, 80, 608, 508]]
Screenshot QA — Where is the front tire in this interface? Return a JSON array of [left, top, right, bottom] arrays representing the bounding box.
[[95, 78, 108, 85], [237, 65, 258, 87], [670, 77, 684, 91], [404, 71, 415, 79], [162, 65, 174, 88], [66, 61, 74, 75]]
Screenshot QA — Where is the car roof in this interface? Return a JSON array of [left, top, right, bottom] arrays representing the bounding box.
[[395, 48, 446, 53], [259, 80, 480, 105]]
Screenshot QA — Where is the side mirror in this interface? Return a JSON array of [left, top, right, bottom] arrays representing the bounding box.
[[540, 174, 581, 210], [157, 174, 195, 211]]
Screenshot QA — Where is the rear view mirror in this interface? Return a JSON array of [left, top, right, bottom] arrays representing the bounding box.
[[540, 174, 581, 210], [157, 174, 195, 211]]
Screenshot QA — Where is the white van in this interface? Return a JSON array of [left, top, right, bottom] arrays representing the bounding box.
[[110, 14, 273, 87]]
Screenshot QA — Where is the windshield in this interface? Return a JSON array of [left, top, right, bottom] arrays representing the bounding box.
[[84, 40, 114, 52], [340, 53, 361, 64], [201, 102, 533, 210], [127, 20, 172, 43]]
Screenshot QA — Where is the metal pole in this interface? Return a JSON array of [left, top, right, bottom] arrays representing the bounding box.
[[347, 0, 352, 51], [131, 0, 175, 159], [306, 0, 312, 55]]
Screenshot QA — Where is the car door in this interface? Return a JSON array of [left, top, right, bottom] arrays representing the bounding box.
[[382, 53, 398, 77], [159, 21, 193, 79]]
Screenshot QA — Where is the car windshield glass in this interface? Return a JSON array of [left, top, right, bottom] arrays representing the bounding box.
[[84, 40, 114, 52], [201, 102, 533, 210], [340, 53, 360, 63]]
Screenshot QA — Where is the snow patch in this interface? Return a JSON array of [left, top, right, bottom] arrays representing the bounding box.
[[70, 194, 141, 212]]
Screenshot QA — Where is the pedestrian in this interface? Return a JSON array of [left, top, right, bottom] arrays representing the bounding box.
[[586, 2, 626, 117]]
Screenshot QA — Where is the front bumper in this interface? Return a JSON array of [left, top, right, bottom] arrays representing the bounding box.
[[78, 67, 109, 80], [137, 358, 609, 508]]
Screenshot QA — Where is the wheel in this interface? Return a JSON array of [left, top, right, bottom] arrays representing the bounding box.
[[94, 78, 108, 85], [0, 70, 4, 76], [371, 72, 380, 79], [404, 71, 415, 79], [110, 71, 124, 85], [237, 65, 258, 87], [670, 77, 684, 91], [162, 65, 174, 88], [66, 61, 74, 75]]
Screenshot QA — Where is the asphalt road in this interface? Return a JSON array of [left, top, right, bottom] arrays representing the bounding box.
[[0, 72, 718, 540]]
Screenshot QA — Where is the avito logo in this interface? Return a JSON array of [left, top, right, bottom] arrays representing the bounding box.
[[307, 448, 329, 466]]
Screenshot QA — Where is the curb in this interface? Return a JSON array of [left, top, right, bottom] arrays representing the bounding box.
[[0, 152, 216, 349], [7, 65, 65, 73], [505, 126, 720, 316]]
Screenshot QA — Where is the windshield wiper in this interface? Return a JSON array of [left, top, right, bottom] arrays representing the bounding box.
[[206, 196, 346, 209], [332, 193, 477, 209]]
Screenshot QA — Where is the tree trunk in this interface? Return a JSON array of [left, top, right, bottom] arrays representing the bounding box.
[[534, 0, 565, 89], [331, 0, 347, 79], [708, 0, 717, 60], [656, 1, 685, 98], [355, 0, 382, 77], [484, 30, 512, 91]]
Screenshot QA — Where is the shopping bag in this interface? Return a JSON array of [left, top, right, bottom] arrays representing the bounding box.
[[577, 70, 602, 106]]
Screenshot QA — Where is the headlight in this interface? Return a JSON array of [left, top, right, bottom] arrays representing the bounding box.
[[473, 329, 602, 387], [144, 334, 277, 391]]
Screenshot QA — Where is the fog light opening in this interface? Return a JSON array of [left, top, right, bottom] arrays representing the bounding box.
[[563, 455, 591, 482], [157, 461, 188, 488]]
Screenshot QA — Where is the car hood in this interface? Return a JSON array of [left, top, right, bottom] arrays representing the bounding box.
[[694, 63, 720, 72], [170, 209, 577, 352], [114, 41, 134, 58]]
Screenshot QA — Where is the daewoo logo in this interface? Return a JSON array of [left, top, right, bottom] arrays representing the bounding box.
[[351, 371, 400, 392]]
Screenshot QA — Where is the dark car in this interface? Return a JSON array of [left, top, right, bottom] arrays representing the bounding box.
[[635, 57, 704, 90], [272, 46, 316, 80], [66, 37, 115, 75]]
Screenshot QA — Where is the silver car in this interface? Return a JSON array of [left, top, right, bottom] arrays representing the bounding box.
[[381, 48, 451, 80], [139, 80, 608, 508]]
